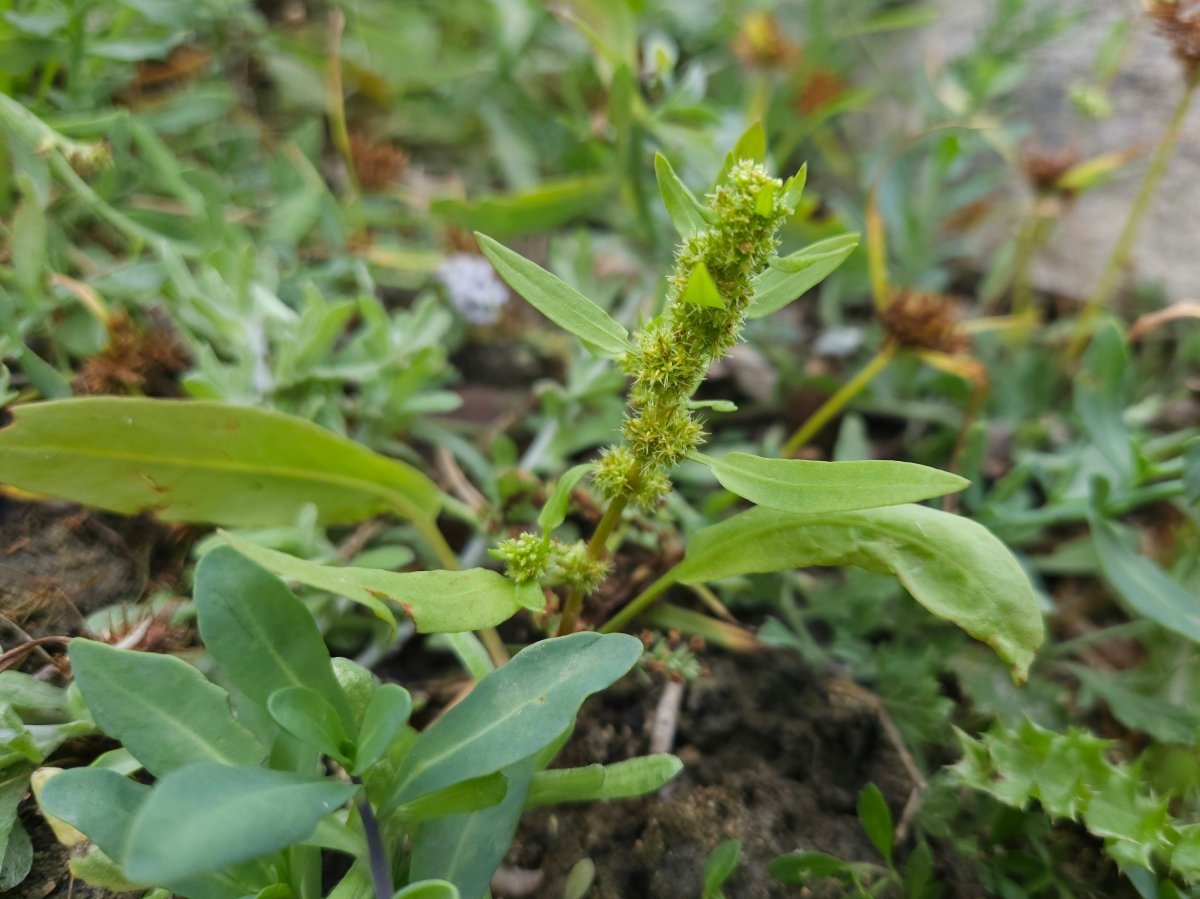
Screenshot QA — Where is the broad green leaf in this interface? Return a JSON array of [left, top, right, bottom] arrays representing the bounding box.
[[409, 760, 533, 899], [476, 234, 631, 358], [537, 463, 592, 536], [385, 632, 642, 811], [223, 536, 526, 633], [267, 687, 352, 765], [654, 153, 710, 237], [857, 783, 894, 865], [674, 505, 1043, 680], [698, 452, 968, 515], [679, 263, 724, 309], [1089, 513, 1200, 645], [70, 639, 262, 777], [0, 672, 68, 716], [0, 764, 33, 881], [0, 398, 443, 529], [123, 763, 357, 884], [1075, 323, 1135, 483], [702, 840, 741, 899], [38, 768, 150, 861], [747, 234, 860, 319], [394, 882, 461, 899], [195, 548, 353, 729], [0, 821, 31, 890], [433, 175, 611, 239], [525, 754, 682, 808], [353, 684, 413, 775], [393, 772, 508, 822]]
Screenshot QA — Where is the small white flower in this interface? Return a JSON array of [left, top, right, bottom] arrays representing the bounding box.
[[436, 253, 509, 325]]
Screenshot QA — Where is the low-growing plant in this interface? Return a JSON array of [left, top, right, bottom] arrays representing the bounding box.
[[6, 140, 1043, 895]]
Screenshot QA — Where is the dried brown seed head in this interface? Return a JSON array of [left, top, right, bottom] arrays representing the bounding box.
[[1148, 0, 1200, 78], [880, 290, 969, 355]]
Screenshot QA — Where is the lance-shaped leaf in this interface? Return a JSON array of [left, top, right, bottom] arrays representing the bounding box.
[[673, 505, 1042, 680], [654, 153, 710, 237], [525, 754, 682, 807], [698, 452, 968, 515], [537, 463, 593, 536], [0, 398, 442, 528], [70, 639, 263, 777], [122, 763, 357, 884], [222, 536, 531, 633], [747, 234, 859, 319], [384, 632, 642, 811], [476, 234, 631, 358]]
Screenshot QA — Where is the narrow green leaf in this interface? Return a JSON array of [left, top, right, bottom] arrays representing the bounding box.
[[769, 851, 853, 883], [857, 783, 894, 865], [699, 452, 968, 515], [222, 536, 524, 634], [409, 760, 533, 899], [122, 763, 357, 884], [476, 234, 631, 358], [433, 175, 611, 239], [38, 768, 150, 861], [702, 840, 741, 899], [195, 548, 354, 729], [679, 263, 725, 309], [0, 398, 443, 529], [747, 234, 859, 319], [267, 687, 352, 764], [780, 165, 807, 211], [1183, 438, 1199, 506], [70, 639, 263, 777], [674, 505, 1043, 680], [654, 153, 710, 237], [393, 772, 508, 823], [386, 632, 642, 811], [1090, 513, 1200, 644], [537, 463, 593, 535], [525, 754, 682, 808], [353, 684, 413, 775], [1075, 323, 1135, 483], [12, 191, 46, 298]]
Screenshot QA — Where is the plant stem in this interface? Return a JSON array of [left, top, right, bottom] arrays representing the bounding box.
[[355, 788, 393, 899], [558, 492, 631, 636], [781, 341, 898, 457], [1072, 72, 1200, 354], [600, 566, 679, 634]]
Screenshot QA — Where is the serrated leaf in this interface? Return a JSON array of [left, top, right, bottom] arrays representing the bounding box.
[[385, 632, 642, 811], [69, 639, 263, 777], [538, 463, 592, 535], [747, 234, 859, 319], [222, 535, 526, 633], [476, 234, 630, 358], [698, 452, 968, 515], [856, 783, 893, 865], [525, 754, 682, 807], [122, 763, 357, 884], [679, 263, 725, 309], [0, 398, 443, 530], [655, 153, 710, 237], [673, 505, 1042, 680]]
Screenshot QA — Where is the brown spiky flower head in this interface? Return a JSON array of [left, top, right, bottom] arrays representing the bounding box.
[[1148, 0, 1200, 78], [880, 290, 969, 355], [1020, 144, 1082, 196]]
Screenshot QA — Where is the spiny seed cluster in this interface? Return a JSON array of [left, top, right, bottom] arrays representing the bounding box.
[[493, 533, 610, 594], [595, 160, 790, 507]]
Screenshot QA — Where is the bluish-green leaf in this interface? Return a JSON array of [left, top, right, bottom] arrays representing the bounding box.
[[0, 398, 442, 529], [674, 505, 1043, 680], [38, 768, 150, 861], [223, 536, 525, 633], [476, 234, 631, 358], [654, 153, 710, 237], [393, 772, 508, 823], [267, 687, 352, 764], [857, 783, 894, 865], [353, 684, 413, 775], [386, 632, 642, 811], [394, 882, 461, 899], [747, 234, 859, 319], [679, 263, 724, 309], [698, 452, 968, 515], [525, 754, 682, 808], [123, 763, 357, 884], [195, 547, 354, 729], [70, 639, 262, 777]]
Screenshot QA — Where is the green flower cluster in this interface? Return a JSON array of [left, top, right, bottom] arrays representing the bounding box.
[[594, 159, 791, 507], [492, 532, 610, 594]]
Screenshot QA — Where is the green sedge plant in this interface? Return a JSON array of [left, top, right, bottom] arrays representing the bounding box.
[[2, 139, 1045, 897]]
